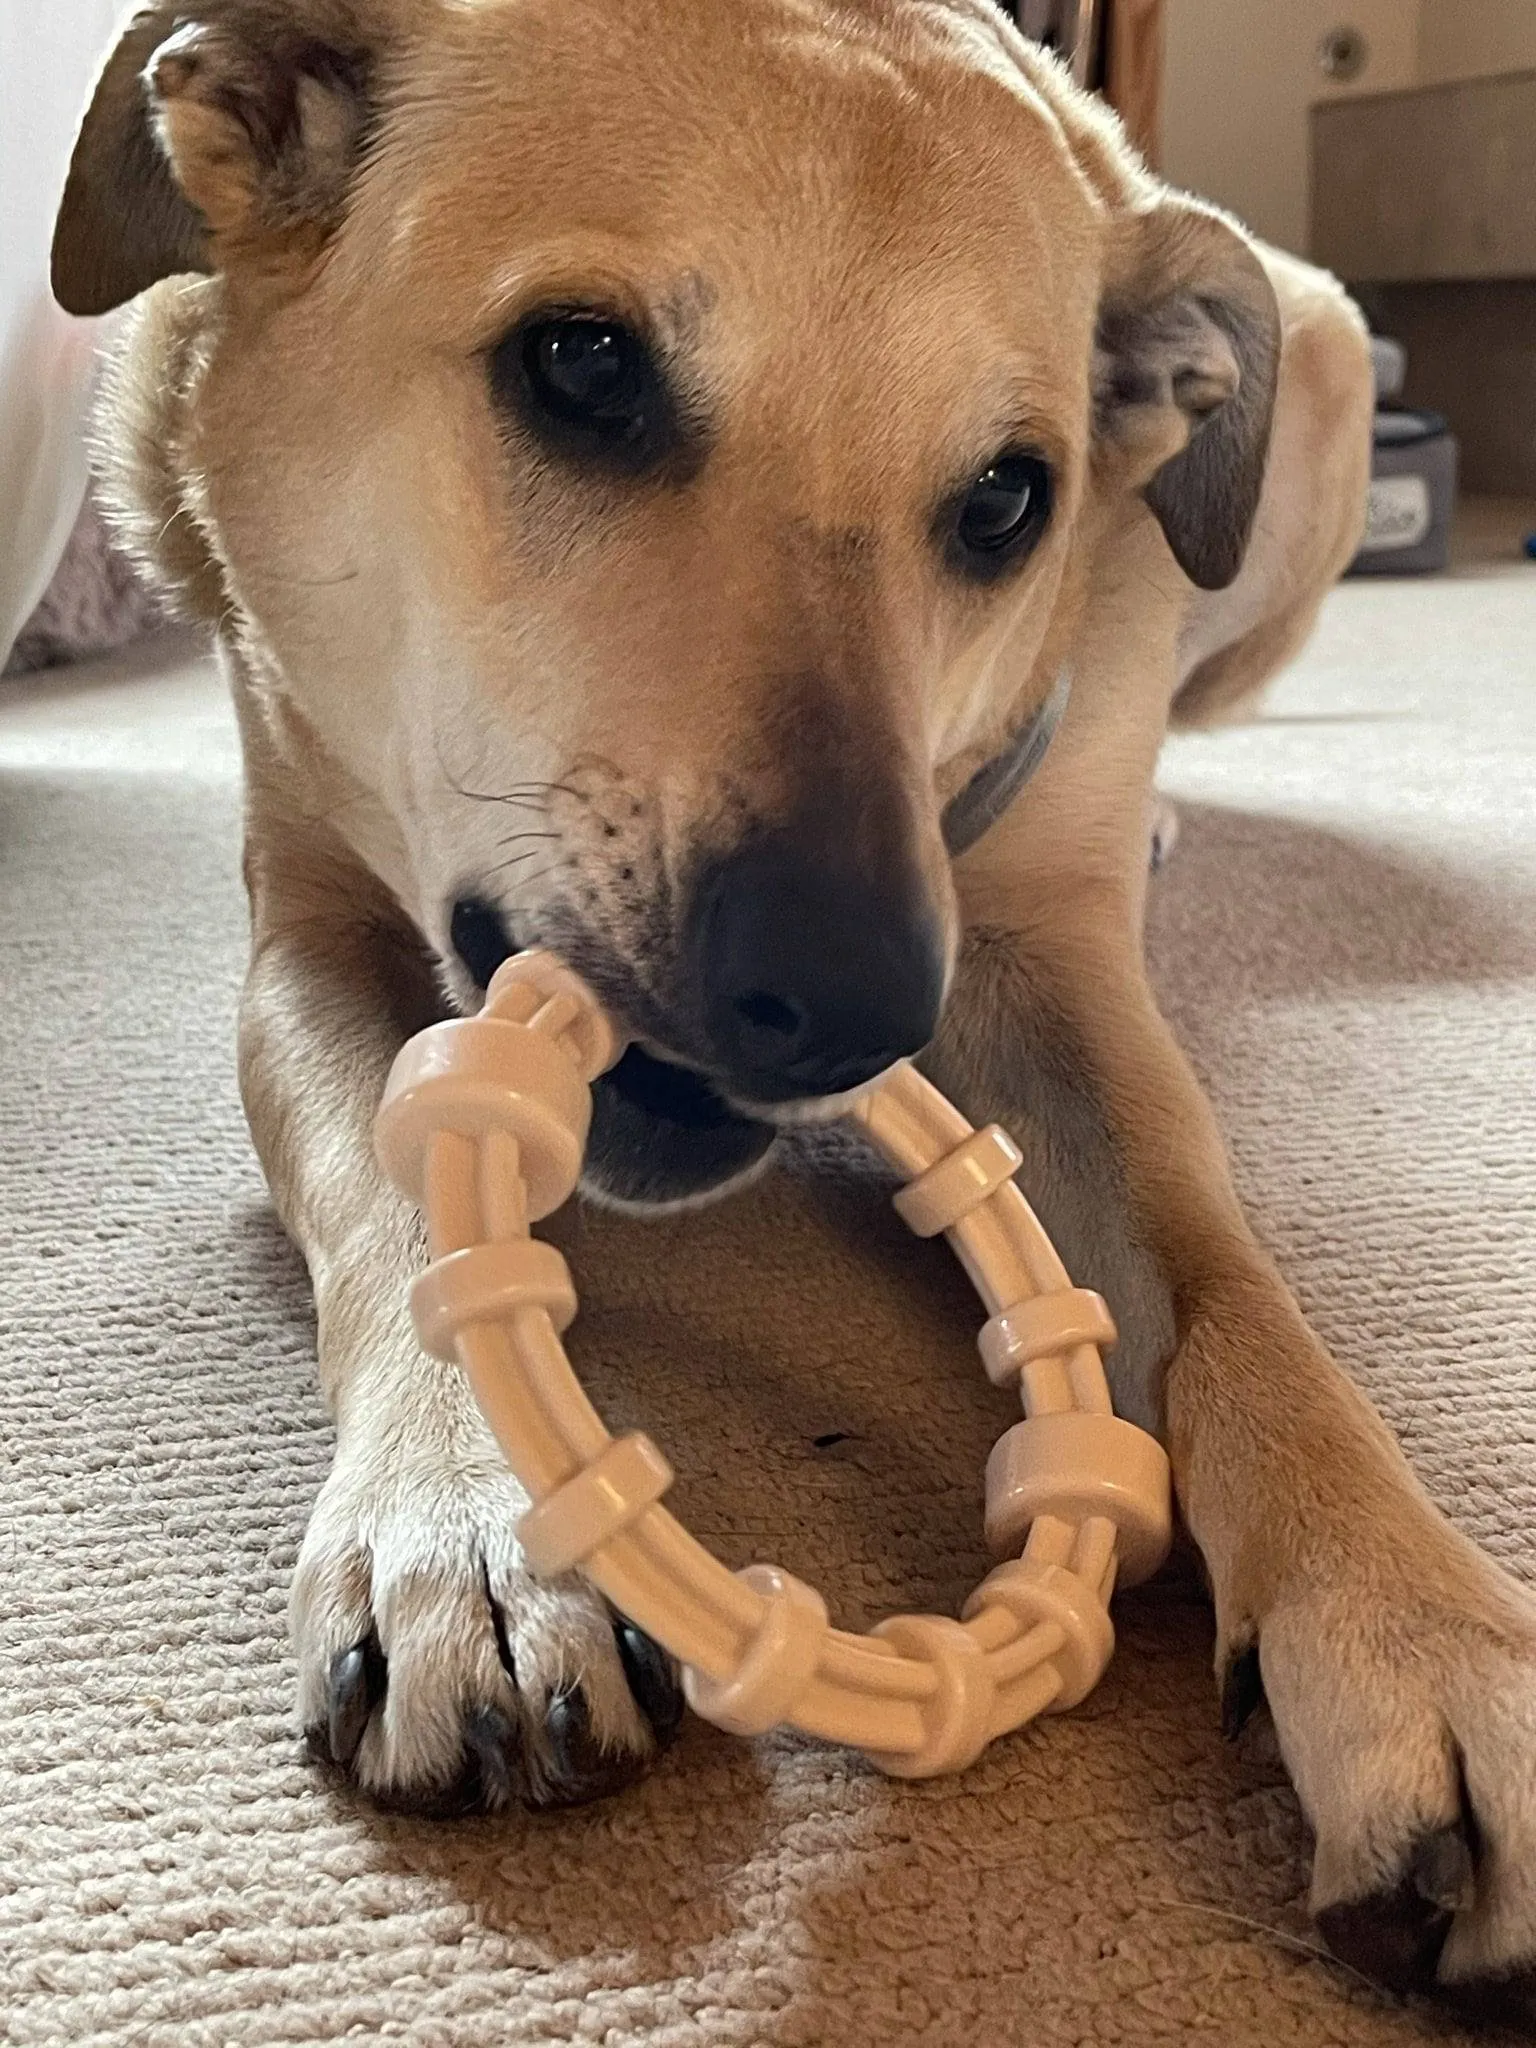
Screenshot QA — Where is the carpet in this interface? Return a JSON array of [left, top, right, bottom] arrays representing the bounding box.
[[3, 516, 1535, 2047]]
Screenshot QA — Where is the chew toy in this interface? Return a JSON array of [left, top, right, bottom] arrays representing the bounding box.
[[375, 948, 1172, 1777]]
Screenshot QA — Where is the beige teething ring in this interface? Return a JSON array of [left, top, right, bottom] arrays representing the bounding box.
[[375, 949, 1173, 1778]]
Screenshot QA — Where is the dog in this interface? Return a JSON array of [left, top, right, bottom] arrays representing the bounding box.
[[51, 0, 1536, 2012]]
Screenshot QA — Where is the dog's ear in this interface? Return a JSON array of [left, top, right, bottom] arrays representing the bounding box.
[[52, 1, 401, 317], [1095, 197, 1281, 591]]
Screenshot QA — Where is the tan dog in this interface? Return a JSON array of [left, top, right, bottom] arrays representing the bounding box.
[[52, 0, 1536, 2013]]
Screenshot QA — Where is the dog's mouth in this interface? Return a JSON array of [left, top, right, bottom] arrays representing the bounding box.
[[600, 1041, 748, 1133], [447, 894, 779, 1208], [586, 1041, 780, 1209]]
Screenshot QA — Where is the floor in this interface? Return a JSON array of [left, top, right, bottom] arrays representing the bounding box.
[[2, 510, 1534, 2046]]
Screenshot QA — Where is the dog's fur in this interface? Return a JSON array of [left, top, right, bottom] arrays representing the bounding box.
[[53, 0, 1536, 2010]]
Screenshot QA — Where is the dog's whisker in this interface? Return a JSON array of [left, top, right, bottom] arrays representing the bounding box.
[[448, 783, 553, 809], [256, 566, 361, 588], [1143, 1901, 1383, 1992], [492, 831, 562, 852], [485, 847, 556, 877], [508, 864, 562, 898]]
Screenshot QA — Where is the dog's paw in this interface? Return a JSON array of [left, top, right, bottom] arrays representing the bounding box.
[[290, 1447, 683, 1814], [1230, 1563, 1536, 2017]]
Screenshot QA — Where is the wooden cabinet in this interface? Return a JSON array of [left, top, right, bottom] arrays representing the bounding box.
[[1311, 72, 1536, 496], [1312, 70, 1536, 282]]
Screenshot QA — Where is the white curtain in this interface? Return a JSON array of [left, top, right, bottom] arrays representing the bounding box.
[[0, 0, 129, 662]]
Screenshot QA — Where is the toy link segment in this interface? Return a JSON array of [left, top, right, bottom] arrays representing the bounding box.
[[979, 1288, 1118, 1389], [517, 1432, 675, 1578], [683, 1566, 830, 1735], [374, 948, 1175, 1780], [893, 1123, 1024, 1236], [869, 1613, 995, 1776], [985, 1412, 1173, 1587], [410, 1238, 578, 1356], [375, 1015, 591, 1220]]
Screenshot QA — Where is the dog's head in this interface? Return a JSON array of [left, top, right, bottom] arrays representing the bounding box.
[[54, 0, 1278, 1204]]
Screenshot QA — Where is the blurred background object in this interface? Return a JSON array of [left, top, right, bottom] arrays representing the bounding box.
[[1160, 2, 1420, 254], [1006, 0, 1162, 160], [0, 0, 135, 673], [1106, 0, 1536, 568], [1313, 66, 1536, 513]]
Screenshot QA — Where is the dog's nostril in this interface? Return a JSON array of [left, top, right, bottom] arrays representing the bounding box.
[[734, 989, 803, 1040]]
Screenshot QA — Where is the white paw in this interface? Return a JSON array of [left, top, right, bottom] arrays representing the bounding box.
[[1231, 1555, 1536, 2018], [291, 1439, 681, 1812]]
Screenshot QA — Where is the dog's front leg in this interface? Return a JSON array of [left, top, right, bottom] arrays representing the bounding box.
[[239, 843, 680, 1813], [927, 876, 1536, 2013]]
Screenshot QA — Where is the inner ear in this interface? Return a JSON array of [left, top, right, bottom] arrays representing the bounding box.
[[148, 21, 372, 254], [52, 4, 379, 318]]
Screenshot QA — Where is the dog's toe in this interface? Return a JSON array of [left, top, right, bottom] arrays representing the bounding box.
[[356, 1703, 526, 1820], [535, 1683, 655, 1809]]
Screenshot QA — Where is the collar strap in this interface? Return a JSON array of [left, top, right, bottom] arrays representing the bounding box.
[[940, 669, 1072, 857]]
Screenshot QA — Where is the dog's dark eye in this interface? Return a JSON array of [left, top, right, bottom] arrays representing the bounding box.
[[952, 452, 1053, 573], [524, 319, 649, 434], [492, 313, 682, 473]]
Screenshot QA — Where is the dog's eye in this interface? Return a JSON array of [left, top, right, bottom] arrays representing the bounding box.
[[523, 319, 649, 433], [492, 313, 680, 472], [951, 452, 1053, 574]]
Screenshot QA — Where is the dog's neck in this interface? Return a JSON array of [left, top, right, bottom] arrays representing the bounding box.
[[941, 669, 1072, 857]]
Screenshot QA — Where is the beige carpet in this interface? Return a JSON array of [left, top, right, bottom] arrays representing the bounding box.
[[3, 517, 1535, 2047]]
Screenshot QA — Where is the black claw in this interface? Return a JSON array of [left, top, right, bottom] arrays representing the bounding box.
[[1317, 1821, 1475, 1995], [1219, 1637, 1265, 1741], [614, 1619, 685, 1745], [460, 1702, 523, 1814], [326, 1635, 387, 1769], [539, 1685, 651, 1809]]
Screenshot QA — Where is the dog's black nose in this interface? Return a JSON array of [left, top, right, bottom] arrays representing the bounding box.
[[690, 834, 945, 1102]]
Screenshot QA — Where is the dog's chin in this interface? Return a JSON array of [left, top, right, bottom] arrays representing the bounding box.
[[582, 1044, 781, 1210]]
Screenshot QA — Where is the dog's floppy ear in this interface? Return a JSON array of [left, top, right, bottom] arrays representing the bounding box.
[[52, 1, 399, 317], [1095, 197, 1281, 591]]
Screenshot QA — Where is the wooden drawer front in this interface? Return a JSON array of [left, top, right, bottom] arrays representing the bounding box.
[[1312, 71, 1536, 282]]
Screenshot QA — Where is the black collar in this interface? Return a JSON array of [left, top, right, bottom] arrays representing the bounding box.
[[940, 670, 1071, 857]]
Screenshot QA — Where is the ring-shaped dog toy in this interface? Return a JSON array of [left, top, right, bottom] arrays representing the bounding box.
[[375, 949, 1173, 1777]]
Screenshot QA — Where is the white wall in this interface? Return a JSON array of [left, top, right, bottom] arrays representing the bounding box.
[[1418, 0, 1536, 85], [1161, 0, 1422, 254]]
